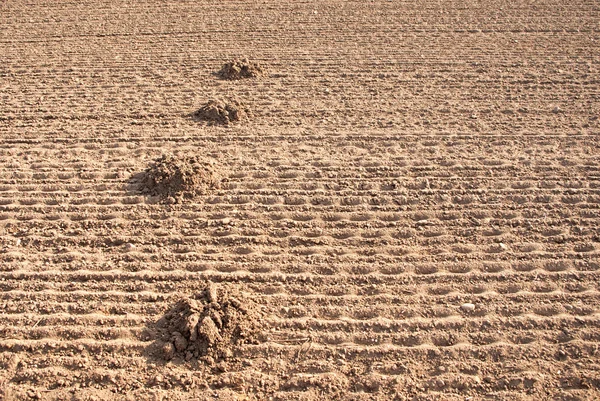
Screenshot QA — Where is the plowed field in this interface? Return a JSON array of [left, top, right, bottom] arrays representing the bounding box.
[[1, 1, 599, 400]]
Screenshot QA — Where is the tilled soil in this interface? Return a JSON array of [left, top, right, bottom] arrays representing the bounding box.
[[1, 0, 599, 400]]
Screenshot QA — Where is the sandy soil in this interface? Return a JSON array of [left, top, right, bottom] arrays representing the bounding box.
[[1, 0, 599, 400]]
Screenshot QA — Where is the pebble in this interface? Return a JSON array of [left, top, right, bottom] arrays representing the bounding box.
[[206, 283, 218, 303], [161, 342, 175, 360], [172, 332, 188, 352], [460, 303, 476, 312]]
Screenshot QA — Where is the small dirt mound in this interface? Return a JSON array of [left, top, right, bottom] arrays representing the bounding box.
[[218, 58, 264, 80], [139, 154, 220, 202], [191, 99, 250, 125], [154, 284, 260, 363]]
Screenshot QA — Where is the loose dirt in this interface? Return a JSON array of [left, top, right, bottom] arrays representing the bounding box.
[[153, 284, 260, 364], [218, 58, 264, 80], [138, 154, 221, 202], [191, 99, 250, 125]]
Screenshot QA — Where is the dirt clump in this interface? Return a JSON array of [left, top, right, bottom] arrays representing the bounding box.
[[154, 284, 260, 363], [218, 58, 264, 80], [191, 99, 250, 125], [139, 154, 220, 202]]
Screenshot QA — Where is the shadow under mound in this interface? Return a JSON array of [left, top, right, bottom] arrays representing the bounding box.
[[133, 154, 221, 203], [191, 99, 250, 125], [217, 58, 264, 80], [146, 284, 261, 366]]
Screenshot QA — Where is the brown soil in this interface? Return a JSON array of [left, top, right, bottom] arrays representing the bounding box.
[[1, 0, 599, 400], [191, 99, 250, 125], [152, 284, 260, 363], [139, 154, 221, 202], [218, 58, 264, 80]]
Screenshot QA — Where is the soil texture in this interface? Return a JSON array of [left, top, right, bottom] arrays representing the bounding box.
[[218, 58, 264, 80], [153, 285, 260, 363], [191, 99, 250, 125], [1, 0, 599, 400], [139, 154, 221, 202]]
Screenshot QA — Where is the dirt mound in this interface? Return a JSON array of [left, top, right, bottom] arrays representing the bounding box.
[[139, 154, 220, 202], [154, 285, 260, 363], [191, 99, 250, 125], [218, 58, 264, 80]]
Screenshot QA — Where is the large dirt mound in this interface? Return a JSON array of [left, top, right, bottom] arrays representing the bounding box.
[[218, 58, 264, 80], [191, 99, 250, 125], [154, 285, 260, 363], [139, 154, 220, 202]]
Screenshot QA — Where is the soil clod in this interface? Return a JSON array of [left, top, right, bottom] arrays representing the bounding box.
[[153, 285, 260, 363], [191, 99, 250, 125], [218, 58, 264, 80], [138, 154, 221, 202]]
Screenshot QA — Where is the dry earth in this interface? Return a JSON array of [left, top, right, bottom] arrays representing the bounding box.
[[1, 0, 600, 400]]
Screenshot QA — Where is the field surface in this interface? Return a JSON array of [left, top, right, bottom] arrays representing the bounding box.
[[1, 1, 600, 400]]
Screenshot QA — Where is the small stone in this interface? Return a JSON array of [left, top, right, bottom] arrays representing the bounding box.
[[216, 361, 228, 372], [201, 355, 215, 366], [161, 341, 175, 360], [172, 332, 188, 352], [124, 243, 136, 252], [461, 303, 476, 312], [206, 284, 218, 304]]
